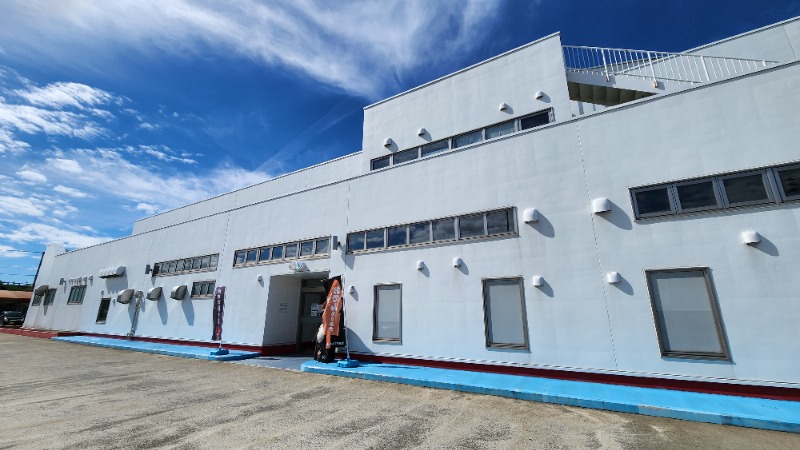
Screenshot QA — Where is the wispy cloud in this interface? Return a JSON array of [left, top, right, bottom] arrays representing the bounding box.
[[14, 81, 119, 110], [1, 223, 113, 248], [0, 195, 44, 217], [53, 185, 89, 198], [16, 169, 47, 183], [0, 0, 504, 99]]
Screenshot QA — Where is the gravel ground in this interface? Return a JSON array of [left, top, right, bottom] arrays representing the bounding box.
[[0, 334, 797, 449]]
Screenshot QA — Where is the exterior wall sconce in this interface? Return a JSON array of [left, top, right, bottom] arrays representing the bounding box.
[[452, 257, 463, 268], [417, 128, 426, 136], [532, 275, 544, 287], [256, 274, 263, 282], [59, 278, 65, 285], [348, 285, 356, 295], [606, 272, 621, 284], [740, 230, 761, 245], [534, 91, 545, 99], [592, 197, 612, 214], [383, 138, 393, 147], [499, 102, 509, 111], [522, 208, 540, 223], [416, 260, 425, 271]]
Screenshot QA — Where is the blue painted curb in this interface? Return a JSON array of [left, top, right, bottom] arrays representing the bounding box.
[[302, 361, 800, 433], [52, 336, 260, 361]]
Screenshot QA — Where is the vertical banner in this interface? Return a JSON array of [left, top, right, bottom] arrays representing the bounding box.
[[321, 276, 344, 349], [212, 286, 226, 341]]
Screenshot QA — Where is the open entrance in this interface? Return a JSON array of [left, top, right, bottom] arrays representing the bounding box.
[[262, 271, 329, 354], [297, 279, 326, 351]]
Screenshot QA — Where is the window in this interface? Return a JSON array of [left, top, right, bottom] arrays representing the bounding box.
[[373, 284, 401, 342], [483, 278, 528, 349], [421, 139, 449, 157], [258, 247, 271, 262], [347, 207, 516, 253], [285, 242, 299, 259], [246, 249, 258, 263], [520, 110, 552, 130], [232, 237, 331, 267], [485, 120, 515, 139], [453, 129, 482, 148], [271, 245, 284, 259], [315, 238, 330, 255], [775, 164, 800, 201], [32, 293, 42, 306], [371, 155, 391, 170], [96, 298, 111, 324], [719, 172, 772, 206], [299, 240, 314, 257], [675, 179, 720, 211], [67, 285, 87, 305], [43, 289, 56, 305], [154, 253, 219, 276], [191, 281, 216, 299], [645, 268, 728, 359], [633, 186, 674, 218], [393, 148, 419, 165]]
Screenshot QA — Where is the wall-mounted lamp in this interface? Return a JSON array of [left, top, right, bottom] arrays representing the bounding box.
[[534, 91, 545, 100], [383, 137, 393, 147], [417, 128, 426, 136], [416, 260, 425, 271], [522, 208, 540, 223], [740, 230, 761, 245], [591, 197, 612, 214], [498, 102, 509, 111], [256, 274, 263, 282], [145, 264, 151, 274], [606, 272, 621, 284], [452, 257, 463, 268], [532, 275, 544, 287], [348, 285, 356, 295]]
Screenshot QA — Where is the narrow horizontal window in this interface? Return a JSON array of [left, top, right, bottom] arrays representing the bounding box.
[[371, 155, 391, 171], [387, 226, 407, 247], [258, 247, 271, 262], [366, 229, 385, 249], [285, 242, 299, 259], [393, 148, 419, 165], [191, 281, 215, 298], [271, 245, 284, 260], [633, 187, 674, 218], [315, 238, 330, 255], [459, 213, 485, 238], [486, 120, 515, 139], [408, 222, 430, 244], [519, 110, 551, 130], [776, 165, 800, 200], [486, 209, 513, 235], [675, 179, 720, 211], [453, 130, 482, 148], [432, 218, 455, 241], [720, 172, 772, 206], [299, 240, 314, 257], [421, 139, 449, 157], [347, 232, 366, 252]]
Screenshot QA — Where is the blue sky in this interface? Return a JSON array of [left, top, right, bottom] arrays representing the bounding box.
[[0, 0, 798, 284]]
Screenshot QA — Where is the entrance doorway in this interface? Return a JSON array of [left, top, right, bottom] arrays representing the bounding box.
[[296, 278, 326, 351]]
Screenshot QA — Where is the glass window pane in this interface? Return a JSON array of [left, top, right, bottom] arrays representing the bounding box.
[[192, 284, 201, 296], [459, 213, 485, 238], [209, 255, 218, 268], [347, 233, 365, 252], [487, 209, 513, 234], [245, 250, 257, 263], [272, 245, 284, 259], [722, 173, 770, 205], [676, 180, 719, 210], [393, 148, 418, 165], [374, 285, 401, 341], [285, 242, 298, 258], [421, 140, 449, 157], [484, 279, 527, 348], [408, 222, 430, 244], [153, 263, 161, 275], [200, 256, 210, 269], [259, 247, 271, 261], [200, 283, 208, 296], [366, 229, 385, 249], [387, 226, 407, 247], [520, 111, 550, 130], [175, 260, 185, 272], [777, 166, 800, 199], [208, 282, 215, 294], [299, 241, 314, 257], [486, 120, 515, 139], [432, 218, 455, 241], [192, 258, 201, 269], [371, 156, 391, 170], [315, 238, 330, 254], [634, 188, 673, 216], [234, 252, 245, 266], [648, 270, 725, 356], [453, 130, 482, 148], [168, 261, 177, 273]]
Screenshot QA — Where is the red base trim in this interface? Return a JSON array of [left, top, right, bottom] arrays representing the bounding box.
[[2, 328, 81, 339], [352, 353, 800, 402]]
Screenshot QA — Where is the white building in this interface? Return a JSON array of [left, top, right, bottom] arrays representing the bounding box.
[[26, 18, 800, 400]]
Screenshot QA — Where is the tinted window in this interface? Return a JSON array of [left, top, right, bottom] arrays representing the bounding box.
[[209, 255, 218, 268], [315, 238, 329, 254], [371, 156, 391, 170], [777, 166, 800, 199], [272, 245, 284, 259], [347, 233, 365, 252], [366, 229, 385, 249], [299, 240, 314, 257], [285, 242, 298, 258], [676, 181, 719, 210], [432, 218, 455, 241], [453, 130, 482, 148], [722, 173, 770, 205], [421, 140, 449, 157], [259, 247, 271, 261], [634, 187, 673, 216], [459, 214, 484, 238], [520, 111, 550, 130], [408, 222, 429, 244], [486, 209, 513, 234], [387, 226, 407, 247], [486, 120, 515, 139], [393, 148, 418, 165], [176, 260, 185, 271], [200, 256, 210, 269]]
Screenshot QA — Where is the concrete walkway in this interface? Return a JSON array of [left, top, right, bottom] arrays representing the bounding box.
[[52, 336, 260, 361], [302, 360, 800, 433]]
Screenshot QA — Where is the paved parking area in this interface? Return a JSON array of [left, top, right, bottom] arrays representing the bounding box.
[[1, 334, 798, 449]]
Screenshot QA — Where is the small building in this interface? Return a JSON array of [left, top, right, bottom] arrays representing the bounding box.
[[25, 18, 800, 400], [0, 290, 32, 315]]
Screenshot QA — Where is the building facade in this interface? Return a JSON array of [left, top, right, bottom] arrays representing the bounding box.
[[25, 18, 800, 399]]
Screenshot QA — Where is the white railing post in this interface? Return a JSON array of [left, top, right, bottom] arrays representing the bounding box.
[[700, 55, 711, 82], [647, 51, 657, 87], [601, 49, 610, 81]]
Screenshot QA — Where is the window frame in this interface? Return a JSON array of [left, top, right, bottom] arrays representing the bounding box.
[[482, 277, 529, 350], [717, 170, 774, 208], [191, 280, 216, 299], [644, 267, 730, 360], [372, 283, 402, 343], [96, 297, 111, 324], [32, 293, 42, 306], [232, 236, 332, 268], [774, 163, 800, 202], [67, 285, 87, 305], [631, 185, 677, 219], [43, 289, 56, 305], [153, 253, 219, 277], [673, 177, 723, 213]]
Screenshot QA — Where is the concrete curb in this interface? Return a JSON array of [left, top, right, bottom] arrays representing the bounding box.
[[302, 361, 800, 433], [52, 336, 260, 361]]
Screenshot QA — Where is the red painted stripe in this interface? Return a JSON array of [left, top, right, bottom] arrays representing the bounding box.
[[351, 353, 800, 402]]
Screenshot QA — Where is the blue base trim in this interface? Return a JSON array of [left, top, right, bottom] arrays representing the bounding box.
[[302, 361, 800, 433], [53, 336, 259, 361]]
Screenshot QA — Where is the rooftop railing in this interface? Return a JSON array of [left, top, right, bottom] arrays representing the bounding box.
[[563, 46, 780, 86]]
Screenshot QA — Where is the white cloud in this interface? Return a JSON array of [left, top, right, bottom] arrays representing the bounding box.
[[16, 169, 47, 183], [53, 185, 89, 198], [14, 82, 118, 110], [135, 202, 160, 215], [0, 0, 504, 98], [0, 128, 29, 153], [0, 99, 108, 139], [1, 223, 113, 248], [138, 122, 158, 130], [0, 195, 44, 217], [0, 244, 31, 258], [46, 157, 83, 173]]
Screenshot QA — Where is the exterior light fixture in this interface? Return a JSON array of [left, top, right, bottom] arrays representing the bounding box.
[[591, 198, 611, 214], [740, 230, 761, 245], [606, 272, 621, 284], [452, 257, 463, 268], [417, 128, 426, 136], [383, 138, 393, 147], [532, 275, 544, 287], [499, 102, 509, 111], [416, 260, 425, 271], [523, 208, 540, 223], [534, 91, 545, 99]]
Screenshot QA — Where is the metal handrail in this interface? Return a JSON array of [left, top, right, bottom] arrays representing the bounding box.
[[563, 45, 780, 86]]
